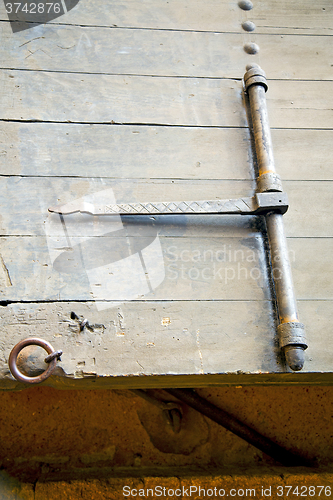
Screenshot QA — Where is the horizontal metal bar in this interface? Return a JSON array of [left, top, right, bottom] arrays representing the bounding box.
[[48, 192, 288, 217], [165, 388, 315, 467]]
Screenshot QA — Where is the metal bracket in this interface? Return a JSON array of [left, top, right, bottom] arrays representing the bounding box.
[[9, 338, 62, 384], [47, 65, 307, 372]]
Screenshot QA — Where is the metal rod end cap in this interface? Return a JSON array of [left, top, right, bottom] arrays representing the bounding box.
[[284, 346, 305, 372]]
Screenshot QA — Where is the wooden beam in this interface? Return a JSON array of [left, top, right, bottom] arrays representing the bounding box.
[[1, 299, 331, 388], [0, 124, 332, 181], [1, 177, 332, 237]]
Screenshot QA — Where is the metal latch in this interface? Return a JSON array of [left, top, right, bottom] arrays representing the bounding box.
[[48, 65, 307, 372], [49, 191, 288, 217]]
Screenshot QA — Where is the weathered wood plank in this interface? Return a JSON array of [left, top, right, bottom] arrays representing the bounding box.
[[0, 123, 332, 181], [1, 70, 333, 128], [0, 177, 331, 238], [291, 238, 333, 301], [1, 0, 330, 35], [251, 0, 333, 35], [266, 81, 333, 130], [0, 234, 332, 301], [298, 300, 333, 374], [1, 22, 332, 81], [273, 129, 333, 181], [0, 299, 331, 389]]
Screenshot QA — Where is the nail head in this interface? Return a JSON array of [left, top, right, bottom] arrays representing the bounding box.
[[242, 20, 256, 32]]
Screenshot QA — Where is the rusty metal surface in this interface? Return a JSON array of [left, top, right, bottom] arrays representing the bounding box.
[[1, 0, 332, 386]]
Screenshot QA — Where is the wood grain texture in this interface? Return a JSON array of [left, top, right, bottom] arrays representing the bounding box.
[[0, 299, 331, 389], [1, 124, 332, 181], [283, 181, 333, 238], [1, 22, 332, 80], [1, 70, 333, 128], [0, 233, 269, 302], [1, 0, 332, 384], [251, 0, 332, 35], [0, 70, 245, 126], [0, 123, 254, 178], [1, 0, 330, 35], [0, 233, 332, 301]]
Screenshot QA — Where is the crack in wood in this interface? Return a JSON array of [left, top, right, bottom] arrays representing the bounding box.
[[0, 254, 12, 287]]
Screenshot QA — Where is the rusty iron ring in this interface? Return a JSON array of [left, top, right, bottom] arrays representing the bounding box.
[[8, 338, 60, 384]]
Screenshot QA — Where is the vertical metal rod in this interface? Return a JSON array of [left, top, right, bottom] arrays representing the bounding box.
[[244, 65, 307, 371]]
